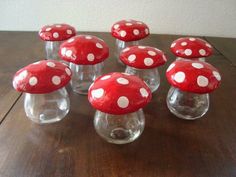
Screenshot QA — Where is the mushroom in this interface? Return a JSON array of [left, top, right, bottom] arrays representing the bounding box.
[[120, 45, 167, 92], [12, 60, 72, 124], [170, 37, 213, 62], [39, 23, 76, 62], [166, 59, 221, 120], [111, 19, 150, 64], [59, 35, 109, 95], [88, 72, 152, 144]]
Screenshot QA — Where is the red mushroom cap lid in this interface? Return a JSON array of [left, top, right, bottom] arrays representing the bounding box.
[[39, 23, 76, 41], [13, 60, 72, 94], [170, 37, 213, 58], [166, 60, 221, 94], [111, 20, 150, 42], [88, 72, 152, 115], [59, 35, 109, 65], [120, 46, 167, 69]]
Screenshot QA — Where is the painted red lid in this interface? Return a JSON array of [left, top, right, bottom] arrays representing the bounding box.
[[39, 24, 76, 41], [88, 72, 152, 115], [166, 60, 221, 94], [170, 37, 213, 58], [59, 35, 109, 65], [111, 20, 149, 42], [120, 46, 167, 69], [13, 60, 72, 94]]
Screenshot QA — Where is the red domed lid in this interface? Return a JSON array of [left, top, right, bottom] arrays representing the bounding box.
[[59, 35, 109, 65], [170, 37, 213, 58], [88, 72, 152, 115], [13, 60, 72, 94], [120, 46, 167, 69], [39, 23, 76, 41], [111, 20, 150, 42], [166, 60, 221, 94]]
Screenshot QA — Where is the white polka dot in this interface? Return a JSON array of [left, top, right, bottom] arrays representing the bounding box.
[[166, 63, 175, 72], [117, 96, 129, 108], [113, 24, 119, 29], [56, 25, 62, 27], [61, 48, 67, 55], [46, 62, 56, 67], [145, 28, 149, 34], [213, 71, 221, 81], [189, 38, 196, 41], [181, 42, 187, 46], [65, 50, 73, 57], [122, 73, 131, 76], [67, 38, 74, 43], [192, 63, 204, 69], [53, 32, 59, 38], [122, 47, 130, 52], [52, 76, 61, 85], [17, 70, 28, 81], [206, 43, 212, 48], [96, 43, 103, 49], [137, 21, 143, 25], [133, 29, 140, 35], [174, 72, 185, 83], [45, 27, 51, 31], [138, 46, 146, 49], [91, 88, 104, 99], [85, 36, 92, 39], [101, 75, 111, 80], [65, 68, 71, 76], [171, 43, 176, 48], [29, 77, 38, 86], [199, 49, 206, 56], [144, 58, 154, 66], [184, 49, 192, 56], [148, 51, 156, 56], [125, 23, 132, 26], [33, 61, 40, 65], [140, 88, 149, 97], [120, 30, 126, 37], [197, 76, 208, 87], [117, 77, 129, 85], [128, 54, 136, 62], [87, 53, 95, 61], [66, 29, 72, 34]]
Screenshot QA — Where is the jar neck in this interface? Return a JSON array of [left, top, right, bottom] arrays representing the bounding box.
[[176, 57, 205, 62], [45, 41, 62, 60]]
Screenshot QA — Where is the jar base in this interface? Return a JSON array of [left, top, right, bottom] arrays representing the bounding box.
[[72, 82, 92, 95]]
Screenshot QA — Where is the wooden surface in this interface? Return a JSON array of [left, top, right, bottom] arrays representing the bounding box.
[[0, 32, 235, 177]]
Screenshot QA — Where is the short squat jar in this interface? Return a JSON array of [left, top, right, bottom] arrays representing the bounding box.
[[120, 45, 167, 92], [170, 37, 213, 62], [13, 60, 72, 124], [111, 19, 150, 64], [59, 35, 109, 95], [88, 72, 152, 144], [39, 23, 76, 62], [166, 59, 221, 120]]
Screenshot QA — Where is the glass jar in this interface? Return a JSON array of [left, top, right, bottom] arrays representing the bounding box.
[[176, 57, 205, 62], [45, 41, 61, 60], [94, 109, 145, 144], [24, 87, 70, 124]]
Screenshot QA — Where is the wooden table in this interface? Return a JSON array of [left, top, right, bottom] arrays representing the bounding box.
[[0, 32, 235, 177]]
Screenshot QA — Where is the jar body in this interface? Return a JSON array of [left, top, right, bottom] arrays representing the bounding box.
[[94, 109, 145, 144], [24, 87, 70, 124], [176, 57, 205, 62], [70, 63, 102, 95], [166, 86, 209, 120], [45, 41, 61, 60], [115, 39, 139, 64], [125, 66, 160, 92]]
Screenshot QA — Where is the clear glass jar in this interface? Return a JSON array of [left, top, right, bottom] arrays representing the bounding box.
[[176, 57, 205, 62], [70, 63, 102, 95], [115, 39, 139, 64], [94, 109, 145, 144], [45, 41, 61, 60], [125, 66, 160, 92], [166, 86, 209, 120], [24, 87, 70, 124]]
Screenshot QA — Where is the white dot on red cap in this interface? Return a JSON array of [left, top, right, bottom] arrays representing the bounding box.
[[213, 71, 221, 81], [66, 29, 72, 34], [184, 49, 192, 56], [199, 49, 206, 56], [56, 25, 61, 27], [65, 50, 73, 57], [85, 36, 92, 39], [206, 43, 212, 48], [117, 96, 129, 108], [46, 62, 56, 67], [101, 75, 111, 80], [145, 28, 149, 34], [45, 27, 51, 31], [52, 76, 61, 85], [189, 38, 196, 41], [87, 53, 95, 61], [133, 29, 140, 35], [29, 76, 38, 86], [53, 32, 59, 38], [33, 61, 40, 65], [192, 63, 204, 69], [125, 23, 132, 26], [144, 58, 154, 66], [96, 43, 103, 49], [61, 48, 67, 55], [137, 21, 143, 25], [65, 68, 71, 76], [171, 43, 176, 48], [17, 70, 28, 81], [91, 88, 104, 99], [120, 30, 126, 37], [140, 88, 149, 97], [128, 54, 136, 62], [116, 77, 129, 85], [166, 63, 175, 72], [148, 51, 156, 56], [122, 47, 130, 52], [138, 46, 146, 49], [113, 24, 119, 29], [67, 38, 74, 43], [174, 71, 185, 83], [197, 75, 208, 87], [181, 42, 187, 46]]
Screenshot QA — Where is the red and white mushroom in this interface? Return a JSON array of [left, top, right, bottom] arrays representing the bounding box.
[[120, 46, 167, 69], [166, 60, 221, 94], [13, 60, 72, 94], [170, 37, 213, 59], [111, 20, 150, 42], [88, 72, 152, 115], [39, 24, 76, 41], [59, 35, 109, 65]]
